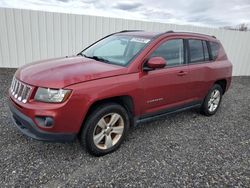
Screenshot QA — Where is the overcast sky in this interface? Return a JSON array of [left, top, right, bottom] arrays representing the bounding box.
[[0, 0, 250, 27]]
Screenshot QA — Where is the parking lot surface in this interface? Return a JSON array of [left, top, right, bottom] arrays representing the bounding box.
[[0, 68, 249, 187]]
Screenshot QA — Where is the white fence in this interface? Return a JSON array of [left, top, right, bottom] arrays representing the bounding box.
[[0, 7, 250, 76]]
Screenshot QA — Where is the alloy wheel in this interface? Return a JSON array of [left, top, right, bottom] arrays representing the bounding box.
[[208, 89, 221, 112], [93, 113, 124, 150]]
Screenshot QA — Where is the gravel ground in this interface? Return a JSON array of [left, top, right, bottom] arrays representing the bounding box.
[[0, 68, 250, 187]]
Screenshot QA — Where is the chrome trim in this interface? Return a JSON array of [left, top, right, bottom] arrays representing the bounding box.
[[10, 77, 32, 103]]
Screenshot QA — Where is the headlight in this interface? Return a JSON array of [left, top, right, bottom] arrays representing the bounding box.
[[34, 88, 71, 103]]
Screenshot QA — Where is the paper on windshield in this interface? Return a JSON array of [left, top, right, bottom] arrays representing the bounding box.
[[131, 38, 150, 43]]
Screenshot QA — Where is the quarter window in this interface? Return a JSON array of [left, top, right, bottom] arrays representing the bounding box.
[[151, 39, 184, 67], [210, 42, 220, 60]]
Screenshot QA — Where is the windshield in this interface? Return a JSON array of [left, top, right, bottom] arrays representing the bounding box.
[[80, 35, 151, 66]]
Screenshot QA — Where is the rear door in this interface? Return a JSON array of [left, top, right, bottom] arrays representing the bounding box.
[[186, 39, 213, 101]]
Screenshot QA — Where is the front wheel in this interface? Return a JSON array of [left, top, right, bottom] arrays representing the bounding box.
[[80, 103, 130, 156], [201, 84, 223, 116]]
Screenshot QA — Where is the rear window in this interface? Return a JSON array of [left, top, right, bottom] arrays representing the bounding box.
[[188, 39, 212, 63], [210, 42, 220, 60]]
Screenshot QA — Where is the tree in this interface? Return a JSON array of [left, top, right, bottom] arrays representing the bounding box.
[[238, 23, 248, 31], [222, 23, 249, 31]]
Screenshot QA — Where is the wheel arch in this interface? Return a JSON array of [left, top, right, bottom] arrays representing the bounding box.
[[80, 95, 135, 134], [214, 79, 227, 94]]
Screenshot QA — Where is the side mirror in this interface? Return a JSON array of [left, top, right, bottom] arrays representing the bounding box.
[[144, 57, 166, 71]]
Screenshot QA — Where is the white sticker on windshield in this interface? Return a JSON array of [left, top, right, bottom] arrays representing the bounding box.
[[131, 38, 150, 43]]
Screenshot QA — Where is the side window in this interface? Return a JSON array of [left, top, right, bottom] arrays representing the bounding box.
[[210, 42, 220, 60], [188, 40, 204, 63], [151, 39, 184, 67]]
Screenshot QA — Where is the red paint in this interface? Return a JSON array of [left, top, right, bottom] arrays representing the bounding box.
[[9, 31, 232, 134], [147, 57, 166, 69]]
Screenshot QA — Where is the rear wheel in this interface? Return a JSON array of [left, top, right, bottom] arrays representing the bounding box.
[[80, 103, 130, 156], [201, 84, 223, 116]]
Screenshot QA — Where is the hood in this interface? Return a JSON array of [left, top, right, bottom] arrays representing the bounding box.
[[16, 56, 127, 88]]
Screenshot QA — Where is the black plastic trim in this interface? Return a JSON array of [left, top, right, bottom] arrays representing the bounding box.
[[206, 40, 213, 60], [183, 39, 189, 64], [119, 30, 144, 33], [8, 99, 77, 142], [135, 101, 202, 124]]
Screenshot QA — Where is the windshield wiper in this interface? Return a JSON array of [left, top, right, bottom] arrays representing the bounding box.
[[92, 56, 110, 63], [82, 54, 110, 63]]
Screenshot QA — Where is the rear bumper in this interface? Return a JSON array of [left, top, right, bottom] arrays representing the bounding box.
[[8, 100, 77, 142]]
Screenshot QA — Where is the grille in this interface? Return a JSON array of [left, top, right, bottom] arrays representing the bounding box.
[[10, 77, 32, 103]]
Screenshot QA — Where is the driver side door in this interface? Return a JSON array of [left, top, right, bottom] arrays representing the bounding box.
[[140, 38, 192, 116]]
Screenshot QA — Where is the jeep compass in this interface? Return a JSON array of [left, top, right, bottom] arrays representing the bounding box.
[[9, 30, 232, 156]]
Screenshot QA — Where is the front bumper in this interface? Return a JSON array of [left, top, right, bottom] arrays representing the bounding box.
[[8, 100, 77, 142]]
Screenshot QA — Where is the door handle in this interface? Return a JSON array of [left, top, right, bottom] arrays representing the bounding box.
[[177, 71, 187, 76]]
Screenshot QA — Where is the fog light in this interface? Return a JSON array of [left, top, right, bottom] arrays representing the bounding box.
[[35, 116, 54, 127]]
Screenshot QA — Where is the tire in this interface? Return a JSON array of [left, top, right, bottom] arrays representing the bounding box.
[[80, 103, 130, 156], [201, 84, 223, 116]]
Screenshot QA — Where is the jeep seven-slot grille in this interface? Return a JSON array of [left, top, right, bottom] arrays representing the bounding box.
[[10, 78, 32, 103]]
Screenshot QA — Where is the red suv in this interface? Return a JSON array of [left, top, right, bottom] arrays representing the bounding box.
[[9, 30, 232, 156]]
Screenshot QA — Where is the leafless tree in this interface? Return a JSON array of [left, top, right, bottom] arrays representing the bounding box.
[[222, 23, 249, 31], [238, 23, 248, 31]]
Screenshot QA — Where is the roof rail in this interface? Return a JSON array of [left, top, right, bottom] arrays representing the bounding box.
[[153, 30, 174, 38], [165, 30, 174, 33], [174, 31, 217, 39], [119, 30, 144, 33], [161, 31, 218, 39]]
